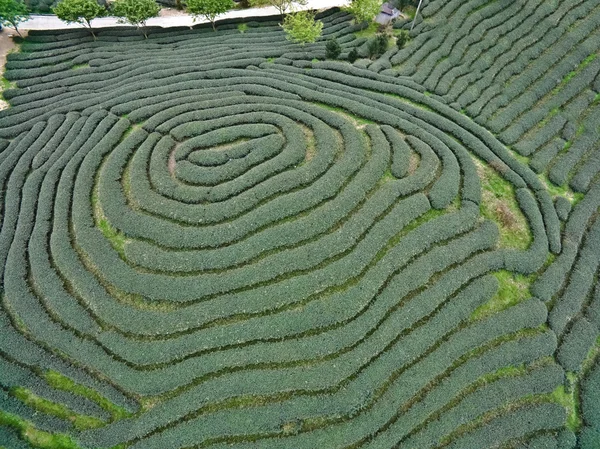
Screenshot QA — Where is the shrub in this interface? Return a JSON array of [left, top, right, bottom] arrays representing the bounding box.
[[396, 30, 409, 49], [326, 38, 341, 59], [367, 34, 388, 58], [348, 47, 359, 62]]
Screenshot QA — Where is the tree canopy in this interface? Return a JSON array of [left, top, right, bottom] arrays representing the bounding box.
[[0, 0, 29, 37], [186, 0, 232, 31], [112, 0, 161, 38], [347, 0, 380, 25], [281, 10, 322, 45], [53, 0, 104, 39]]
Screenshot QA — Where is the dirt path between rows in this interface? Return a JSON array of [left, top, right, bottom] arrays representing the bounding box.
[[0, 30, 27, 110]]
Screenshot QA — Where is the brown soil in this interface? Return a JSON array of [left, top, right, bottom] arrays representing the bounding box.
[[0, 30, 27, 110]]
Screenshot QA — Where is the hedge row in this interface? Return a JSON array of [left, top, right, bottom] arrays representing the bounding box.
[[0, 7, 588, 448]]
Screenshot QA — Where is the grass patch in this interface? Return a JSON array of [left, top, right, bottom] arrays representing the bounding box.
[[538, 174, 584, 204], [538, 107, 560, 127], [565, 54, 597, 83], [237, 23, 248, 33], [1, 77, 16, 90], [300, 125, 316, 163], [92, 189, 127, 258], [402, 5, 416, 19], [470, 271, 533, 321], [396, 207, 446, 235], [71, 63, 89, 70], [381, 168, 395, 182], [550, 380, 582, 432], [551, 54, 598, 95], [354, 22, 378, 38], [477, 160, 531, 249], [0, 411, 82, 449], [44, 370, 131, 421], [315, 102, 376, 126], [97, 217, 126, 258], [11, 388, 104, 431]]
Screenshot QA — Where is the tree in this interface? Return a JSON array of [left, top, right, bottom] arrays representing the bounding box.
[[347, 0, 380, 26], [348, 48, 358, 63], [281, 10, 322, 45], [367, 33, 387, 58], [54, 0, 104, 40], [112, 0, 160, 39], [0, 0, 29, 37], [186, 0, 232, 31], [248, 0, 306, 19], [396, 30, 408, 49], [325, 38, 341, 59]]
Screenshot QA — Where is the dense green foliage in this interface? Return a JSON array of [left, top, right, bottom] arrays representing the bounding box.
[[346, 0, 380, 25], [281, 10, 323, 44], [0, 0, 29, 36], [112, 0, 160, 38], [186, 0, 232, 31], [0, 1, 599, 448], [53, 0, 104, 38], [326, 37, 341, 59]]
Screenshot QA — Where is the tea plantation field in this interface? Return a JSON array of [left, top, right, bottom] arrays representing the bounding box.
[[1, 1, 600, 447]]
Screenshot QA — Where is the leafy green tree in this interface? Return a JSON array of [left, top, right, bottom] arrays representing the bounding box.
[[54, 0, 104, 40], [112, 0, 160, 39], [0, 0, 29, 37], [248, 0, 306, 19], [325, 38, 341, 59], [396, 30, 408, 49], [347, 0, 380, 26], [281, 10, 322, 45], [186, 0, 232, 31], [367, 33, 387, 58]]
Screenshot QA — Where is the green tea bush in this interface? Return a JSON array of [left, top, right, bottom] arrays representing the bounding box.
[[1, 4, 598, 448]]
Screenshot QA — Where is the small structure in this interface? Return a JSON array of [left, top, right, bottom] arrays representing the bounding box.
[[375, 2, 400, 25]]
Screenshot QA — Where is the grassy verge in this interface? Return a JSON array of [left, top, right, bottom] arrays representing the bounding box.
[[315, 102, 376, 126], [91, 190, 127, 259], [0, 411, 82, 449], [477, 160, 531, 250], [11, 388, 104, 431], [470, 271, 533, 321], [44, 370, 131, 421], [354, 22, 378, 39]]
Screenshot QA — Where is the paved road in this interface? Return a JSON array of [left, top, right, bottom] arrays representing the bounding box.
[[18, 0, 349, 30]]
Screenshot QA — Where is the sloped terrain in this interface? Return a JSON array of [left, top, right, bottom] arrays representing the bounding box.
[[0, 2, 599, 448]]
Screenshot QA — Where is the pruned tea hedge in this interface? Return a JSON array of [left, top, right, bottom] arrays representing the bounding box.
[[0, 2, 599, 448]]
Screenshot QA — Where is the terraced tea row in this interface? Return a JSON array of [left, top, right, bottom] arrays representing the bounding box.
[[374, 0, 600, 198], [0, 3, 598, 448]]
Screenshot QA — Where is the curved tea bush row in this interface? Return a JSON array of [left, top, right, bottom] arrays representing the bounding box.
[[0, 4, 588, 448], [390, 0, 600, 197], [579, 358, 600, 449]]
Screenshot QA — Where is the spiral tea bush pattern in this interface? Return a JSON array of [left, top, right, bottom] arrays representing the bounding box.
[[1, 3, 599, 448]]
